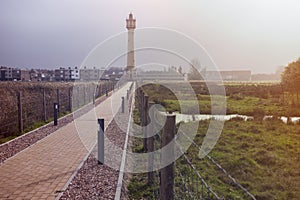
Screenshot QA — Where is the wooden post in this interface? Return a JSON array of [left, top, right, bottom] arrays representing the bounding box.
[[17, 92, 23, 133], [143, 95, 149, 151], [98, 118, 104, 165], [160, 113, 175, 200], [100, 84, 102, 96], [77, 86, 80, 108], [42, 89, 47, 122], [56, 89, 60, 113], [69, 87, 72, 111], [147, 102, 155, 185], [83, 85, 86, 104], [140, 91, 144, 122], [96, 84, 99, 98], [106, 84, 108, 96]]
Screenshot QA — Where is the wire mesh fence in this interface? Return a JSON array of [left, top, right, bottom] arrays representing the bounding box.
[[0, 81, 115, 140], [134, 83, 257, 200], [135, 85, 221, 200]]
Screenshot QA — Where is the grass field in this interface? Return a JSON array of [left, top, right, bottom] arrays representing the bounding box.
[[183, 120, 300, 199], [128, 82, 300, 199], [142, 83, 300, 116], [162, 95, 293, 116], [128, 119, 300, 199]]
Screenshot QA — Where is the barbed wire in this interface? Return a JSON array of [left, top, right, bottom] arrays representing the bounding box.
[[179, 130, 256, 200], [175, 140, 221, 200]]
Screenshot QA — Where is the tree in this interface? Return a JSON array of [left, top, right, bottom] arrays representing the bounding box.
[[281, 58, 300, 105], [188, 59, 205, 80]]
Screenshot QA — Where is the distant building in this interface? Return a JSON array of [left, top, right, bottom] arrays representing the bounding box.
[[0, 66, 126, 82], [0, 66, 10, 81], [54, 67, 71, 81], [71, 66, 80, 80], [80, 67, 104, 81], [5, 67, 13, 81], [29, 69, 39, 81], [30, 69, 54, 81], [251, 72, 281, 82], [136, 68, 185, 81], [205, 70, 251, 81], [0, 67, 6, 81], [40, 69, 55, 81], [12, 68, 21, 81], [20, 70, 30, 81], [0, 66, 28, 81]]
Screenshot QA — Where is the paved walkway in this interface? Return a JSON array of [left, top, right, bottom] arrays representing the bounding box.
[[0, 82, 132, 200]]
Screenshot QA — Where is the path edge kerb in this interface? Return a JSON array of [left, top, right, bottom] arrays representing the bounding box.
[[114, 83, 135, 200]]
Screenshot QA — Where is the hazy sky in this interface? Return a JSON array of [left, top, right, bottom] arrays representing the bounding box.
[[0, 0, 299, 73]]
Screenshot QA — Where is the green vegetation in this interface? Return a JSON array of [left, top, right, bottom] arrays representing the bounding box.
[[128, 118, 300, 199], [181, 120, 300, 199], [281, 58, 300, 106], [0, 111, 70, 144], [128, 100, 158, 199], [141, 82, 300, 116], [127, 140, 159, 200], [162, 95, 293, 116], [0, 135, 18, 144], [128, 82, 300, 199]]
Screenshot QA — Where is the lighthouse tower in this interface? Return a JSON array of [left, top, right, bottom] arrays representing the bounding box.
[[126, 13, 136, 79]]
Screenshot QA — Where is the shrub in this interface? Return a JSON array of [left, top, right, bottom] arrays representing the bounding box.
[[252, 108, 265, 121]]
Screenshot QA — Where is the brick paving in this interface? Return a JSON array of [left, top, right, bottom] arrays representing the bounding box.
[[0, 82, 132, 200]]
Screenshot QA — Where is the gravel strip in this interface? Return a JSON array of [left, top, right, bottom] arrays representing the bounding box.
[[59, 90, 133, 200], [0, 94, 111, 164], [59, 119, 127, 200]]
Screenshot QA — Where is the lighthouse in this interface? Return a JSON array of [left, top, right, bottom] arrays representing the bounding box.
[[126, 13, 136, 79]]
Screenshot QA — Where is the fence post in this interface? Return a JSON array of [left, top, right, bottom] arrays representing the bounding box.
[[148, 101, 155, 185], [18, 91, 23, 133], [69, 87, 72, 111], [54, 103, 58, 126], [83, 85, 86, 105], [140, 91, 144, 124], [160, 113, 175, 200], [143, 95, 149, 151], [56, 89, 60, 113], [127, 90, 129, 100], [100, 84, 102, 96], [98, 118, 104, 165], [42, 89, 47, 122], [77, 86, 80, 108], [121, 96, 125, 113], [96, 84, 99, 98]]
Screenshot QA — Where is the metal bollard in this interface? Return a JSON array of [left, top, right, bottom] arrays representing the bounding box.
[[54, 103, 58, 126], [98, 118, 104, 165], [126, 90, 129, 100], [121, 96, 125, 113], [106, 88, 108, 97]]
